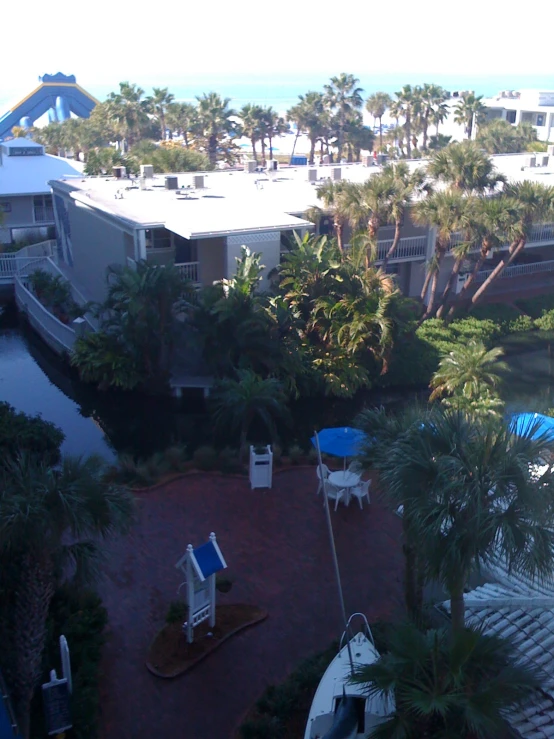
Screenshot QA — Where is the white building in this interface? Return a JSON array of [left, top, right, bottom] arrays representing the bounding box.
[[482, 90, 554, 142]]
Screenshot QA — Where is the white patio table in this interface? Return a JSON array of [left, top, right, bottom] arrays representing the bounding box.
[[328, 470, 361, 506]]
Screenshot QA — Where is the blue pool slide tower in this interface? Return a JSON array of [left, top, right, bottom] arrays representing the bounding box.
[[0, 73, 99, 140]]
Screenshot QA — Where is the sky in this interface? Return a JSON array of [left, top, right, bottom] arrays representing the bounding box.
[[2, 0, 553, 106]]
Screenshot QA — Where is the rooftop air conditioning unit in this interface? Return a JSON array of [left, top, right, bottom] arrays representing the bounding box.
[[362, 155, 373, 167], [547, 145, 554, 157], [140, 164, 154, 178], [267, 160, 278, 171], [332, 168, 342, 181], [244, 160, 256, 173], [113, 166, 126, 179], [139, 177, 147, 191], [525, 156, 536, 168], [192, 175, 205, 189], [165, 176, 179, 190], [308, 168, 317, 183], [540, 155, 549, 167]]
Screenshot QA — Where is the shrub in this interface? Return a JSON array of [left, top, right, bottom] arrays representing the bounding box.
[[218, 446, 244, 474], [516, 294, 554, 318], [0, 401, 64, 464], [193, 445, 219, 471], [470, 303, 526, 335], [288, 444, 304, 464], [163, 444, 189, 471], [307, 447, 318, 463], [165, 600, 187, 625], [239, 716, 282, 739], [535, 309, 554, 332], [272, 444, 283, 463], [508, 314, 535, 333], [449, 317, 500, 345]]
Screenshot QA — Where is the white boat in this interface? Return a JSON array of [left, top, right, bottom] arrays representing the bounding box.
[[304, 614, 392, 739]]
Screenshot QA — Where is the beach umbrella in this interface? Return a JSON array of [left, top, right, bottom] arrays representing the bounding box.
[[311, 427, 366, 470], [510, 412, 554, 442]]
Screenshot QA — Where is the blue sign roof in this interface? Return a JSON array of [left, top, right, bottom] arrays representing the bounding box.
[[193, 541, 226, 580]]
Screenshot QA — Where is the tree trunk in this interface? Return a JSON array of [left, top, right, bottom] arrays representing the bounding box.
[[334, 217, 344, 254], [309, 137, 316, 165], [436, 121, 440, 137], [420, 266, 433, 302], [435, 255, 463, 319], [184, 131, 189, 149], [378, 116, 383, 150], [405, 112, 412, 157], [367, 219, 379, 267], [447, 241, 492, 317], [470, 239, 525, 307], [422, 112, 429, 151], [269, 135, 273, 160], [450, 582, 466, 634], [289, 131, 300, 163], [209, 134, 217, 166], [260, 139, 266, 166], [421, 247, 445, 321], [160, 113, 166, 141], [403, 542, 419, 620], [251, 138, 258, 163], [382, 220, 402, 270]]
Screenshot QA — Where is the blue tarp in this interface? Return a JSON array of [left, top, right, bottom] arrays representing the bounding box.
[[510, 413, 554, 441], [311, 427, 367, 458]]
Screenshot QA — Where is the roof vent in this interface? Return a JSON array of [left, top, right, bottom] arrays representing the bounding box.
[[140, 164, 154, 178], [112, 166, 126, 179], [165, 176, 178, 190]]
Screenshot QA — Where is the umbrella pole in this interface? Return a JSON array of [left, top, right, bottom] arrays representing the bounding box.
[[314, 431, 355, 673]]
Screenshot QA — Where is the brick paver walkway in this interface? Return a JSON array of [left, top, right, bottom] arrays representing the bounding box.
[[99, 468, 403, 739]]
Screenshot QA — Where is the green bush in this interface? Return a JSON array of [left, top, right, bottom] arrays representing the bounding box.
[[0, 401, 64, 464], [165, 600, 187, 625], [508, 314, 535, 333], [516, 294, 554, 318], [31, 587, 108, 739], [449, 317, 501, 344], [535, 309, 554, 332], [287, 444, 304, 464], [163, 443, 189, 471], [469, 303, 528, 335], [193, 445, 219, 471]]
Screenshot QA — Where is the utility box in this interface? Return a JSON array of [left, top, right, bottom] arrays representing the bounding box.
[[140, 164, 154, 178], [540, 155, 549, 167], [331, 167, 342, 181], [308, 168, 317, 183], [547, 145, 554, 156], [244, 160, 256, 173], [112, 166, 126, 179], [249, 445, 273, 489], [165, 175, 179, 190], [192, 175, 205, 189], [267, 159, 278, 171], [525, 156, 536, 168], [362, 155, 373, 166]]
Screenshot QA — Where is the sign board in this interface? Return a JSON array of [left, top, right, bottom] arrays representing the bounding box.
[[42, 672, 72, 736]]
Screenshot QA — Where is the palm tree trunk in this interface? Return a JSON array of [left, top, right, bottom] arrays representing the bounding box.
[[470, 239, 525, 307], [447, 242, 492, 317], [184, 131, 189, 149], [403, 542, 419, 619], [379, 117, 383, 150], [367, 220, 379, 267], [435, 256, 463, 319], [335, 218, 344, 254], [269, 135, 273, 160], [160, 113, 166, 141], [309, 137, 316, 165], [422, 114, 429, 151], [289, 131, 300, 164], [382, 220, 402, 270], [405, 112, 412, 157], [209, 134, 217, 166], [450, 582, 465, 634], [251, 138, 258, 163], [260, 139, 266, 166], [420, 266, 433, 301]]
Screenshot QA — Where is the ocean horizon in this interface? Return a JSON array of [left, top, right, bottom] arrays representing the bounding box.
[[1, 73, 553, 119]]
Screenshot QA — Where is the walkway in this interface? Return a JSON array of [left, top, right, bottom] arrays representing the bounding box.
[[98, 468, 404, 739]]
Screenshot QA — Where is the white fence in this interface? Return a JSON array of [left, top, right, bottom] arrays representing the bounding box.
[[376, 235, 427, 262], [175, 262, 200, 282], [475, 259, 554, 282], [0, 241, 56, 282]]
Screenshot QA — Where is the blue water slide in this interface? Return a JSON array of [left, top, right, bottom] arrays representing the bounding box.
[[0, 73, 98, 140]]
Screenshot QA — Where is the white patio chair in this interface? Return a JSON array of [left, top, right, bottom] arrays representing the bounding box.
[[323, 479, 347, 511], [316, 463, 330, 495], [348, 460, 363, 474], [350, 479, 371, 510]]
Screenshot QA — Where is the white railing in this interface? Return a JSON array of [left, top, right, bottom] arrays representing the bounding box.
[[14, 276, 76, 354], [33, 206, 55, 223], [175, 262, 199, 282], [475, 259, 554, 282], [0, 255, 50, 280], [376, 235, 427, 262], [449, 223, 554, 253]]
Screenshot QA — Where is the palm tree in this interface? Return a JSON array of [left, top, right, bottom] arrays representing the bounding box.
[[147, 87, 175, 140], [427, 141, 505, 193], [210, 369, 290, 459], [380, 163, 431, 269], [315, 180, 349, 253], [430, 99, 449, 137], [105, 82, 149, 148], [240, 103, 264, 163], [165, 101, 197, 147], [0, 452, 134, 738], [324, 73, 364, 160], [418, 83, 448, 151], [351, 622, 543, 739], [454, 92, 486, 139], [393, 85, 421, 158], [413, 190, 468, 319], [263, 107, 288, 160], [471, 181, 554, 306], [430, 340, 508, 417], [195, 92, 237, 166], [365, 92, 392, 150], [289, 91, 325, 165], [380, 408, 554, 632]]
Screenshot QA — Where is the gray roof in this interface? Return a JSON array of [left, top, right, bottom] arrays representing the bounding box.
[[1, 137, 43, 149], [0, 148, 83, 197]]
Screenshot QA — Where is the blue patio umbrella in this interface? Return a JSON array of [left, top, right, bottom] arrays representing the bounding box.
[[311, 427, 367, 468], [510, 412, 554, 442]]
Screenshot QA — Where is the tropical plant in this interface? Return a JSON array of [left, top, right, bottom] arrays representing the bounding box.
[[165, 102, 198, 147], [0, 402, 64, 465], [393, 85, 421, 157], [427, 141, 505, 193], [146, 143, 210, 173], [240, 103, 264, 163], [430, 340, 508, 417], [210, 369, 290, 459], [146, 86, 175, 140], [417, 83, 449, 151], [324, 74, 364, 160], [453, 92, 486, 139], [262, 106, 289, 161], [477, 118, 538, 154], [315, 180, 350, 253], [288, 91, 326, 164], [104, 81, 150, 148], [351, 622, 543, 739], [195, 92, 238, 165], [365, 92, 392, 150], [0, 453, 134, 738]]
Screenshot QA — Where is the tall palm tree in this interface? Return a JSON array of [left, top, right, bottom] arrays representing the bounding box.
[[393, 85, 421, 158], [263, 106, 288, 160], [430, 99, 449, 137], [413, 190, 468, 319], [210, 369, 290, 459], [471, 181, 554, 306], [290, 91, 325, 165], [380, 163, 431, 269], [351, 622, 543, 739], [147, 87, 175, 140], [427, 141, 505, 193], [454, 92, 486, 139], [380, 409, 554, 633], [418, 83, 448, 151], [165, 101, 197, 147], [324, 73, 364, 161], [430, 340, 508, 417], [106, 81, 149, 148], [240, 103, 264, 163], [315, 180, 349, 253], [365, 92, 392, 150], [0, 452, 134, 738], [195, 92, 237, 166]]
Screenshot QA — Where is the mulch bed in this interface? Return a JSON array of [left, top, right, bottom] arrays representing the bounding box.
[[146, 604, 267, 678]]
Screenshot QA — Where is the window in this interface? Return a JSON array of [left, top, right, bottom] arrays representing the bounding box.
[[145, 228, 172, 250], [33, 194, 53, 223], [0, 202, 11, 213], [506, 110, 516, 124], [537, 114, 545, 127]]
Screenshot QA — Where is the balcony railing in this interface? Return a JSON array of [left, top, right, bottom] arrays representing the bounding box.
[[33, 206, 55, 223], [175, 262, 199, 282], [14, 276, 76, 354], [0, 255, 50, 281], [475, 259, 554, 282], [449, 222, 554, 252], [376, 235, 427, 262]]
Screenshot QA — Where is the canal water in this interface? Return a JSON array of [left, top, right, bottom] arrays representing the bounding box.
[[1, 301, 553, 461]]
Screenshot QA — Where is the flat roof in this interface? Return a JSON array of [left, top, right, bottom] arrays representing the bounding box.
[[49, 153, 554, 237]]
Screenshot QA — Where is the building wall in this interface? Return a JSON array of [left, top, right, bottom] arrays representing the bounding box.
[[198, 237, 225, 286], [55, 195, 130, 303], [0, 195, 34, 226], [226, 231, 280, 289]]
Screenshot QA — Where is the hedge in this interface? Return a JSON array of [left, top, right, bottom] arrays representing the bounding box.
[[0, 401, 64, 465], [516, 294, 554, 319]]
